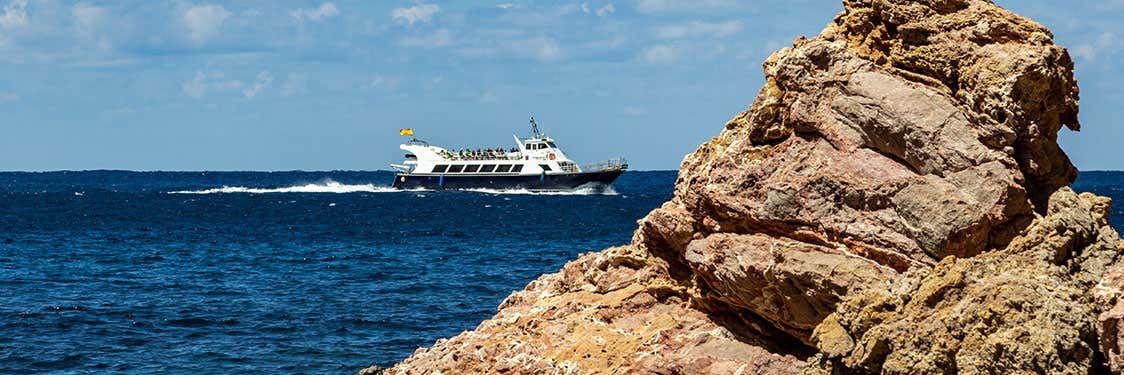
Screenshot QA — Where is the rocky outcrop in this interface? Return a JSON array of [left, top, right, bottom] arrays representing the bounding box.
[[805, 187, 1120, 374], [371, 0, 1122, 373], [385, 246, 808, 374]]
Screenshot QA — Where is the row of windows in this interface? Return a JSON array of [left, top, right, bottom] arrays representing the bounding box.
[[431, 164, 524, 174], [526, 142, 557, 150]]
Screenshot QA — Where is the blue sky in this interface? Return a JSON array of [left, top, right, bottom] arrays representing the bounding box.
[[0, 0, 1120, 171]]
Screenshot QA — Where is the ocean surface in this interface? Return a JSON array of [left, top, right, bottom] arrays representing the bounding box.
[[1, 170, 1121, 373]]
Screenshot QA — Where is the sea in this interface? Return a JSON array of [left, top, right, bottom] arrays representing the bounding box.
[[0, 170, 1121, 373]]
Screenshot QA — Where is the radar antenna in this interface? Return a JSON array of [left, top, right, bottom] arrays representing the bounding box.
[[529, 116, 544, 139]]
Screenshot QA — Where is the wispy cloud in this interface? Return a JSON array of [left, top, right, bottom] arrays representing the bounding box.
[[524, 37, 563, 61], [182, 71, 243, 98], [242, 71, 273, 98], [0, 0, 28, 30], [72, 3, 110, 50], [1071, 32, 1120, 63], [655, 20, 741, 39], [392, 4, 440, 25], [640, 44, 678, 64], [291, 2, 339, 23], [279, 73, 306, 97], [634, 0, 734, 13], [581, 3, 615, 17], [399, 28, 452, 48], [183, 4, 231, 45]]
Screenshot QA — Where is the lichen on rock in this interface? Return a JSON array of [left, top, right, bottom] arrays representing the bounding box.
[[370, 0, 1123, 374]]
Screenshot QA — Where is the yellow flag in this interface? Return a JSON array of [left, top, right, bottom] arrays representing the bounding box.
[[399, 128, 414, 136]]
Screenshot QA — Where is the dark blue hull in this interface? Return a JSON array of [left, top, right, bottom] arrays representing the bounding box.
[[391, 170, 624, 191]]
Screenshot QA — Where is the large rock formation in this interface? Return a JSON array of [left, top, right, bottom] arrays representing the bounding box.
[[371, 0, 1123, 373]]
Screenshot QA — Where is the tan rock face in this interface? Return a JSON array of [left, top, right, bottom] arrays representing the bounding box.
[[383, 247, 807, 374], [805, 188, 1121, 374], [373, 1, 1123, 374]]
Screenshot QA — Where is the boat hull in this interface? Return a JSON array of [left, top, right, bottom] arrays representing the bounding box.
[[392, 170, 624, 192]]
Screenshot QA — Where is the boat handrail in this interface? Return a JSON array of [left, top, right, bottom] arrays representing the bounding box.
[[582, 157, 628, 172], [439, 149, 525, 161]]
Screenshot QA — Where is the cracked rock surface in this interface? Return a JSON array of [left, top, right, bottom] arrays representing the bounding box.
[[370, 1, 1123, 373]]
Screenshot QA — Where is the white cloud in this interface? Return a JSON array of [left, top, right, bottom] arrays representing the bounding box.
[[362, 74, 401, 90], [399, 28, 452, 48], [655, 20, 741, 39], [392, 4, 439, 25], [183, 4, 231, 45], [182, 71, 244, 98], [1071, 32, 1119, 62], [0, 0, 28, 30], [583, 36, 625, 50], [280, 73, 306, 97], [623, 106, 646, 116], [635, 0, 733, 13], [596, 4, 615, 17], [528, 37, 562, 61], [291, 2, 339, 23], [582, 2, 614, 16], [242, 71, 273, 98], [365, 74, 385, 88], [72, 4, 110, 50], [640, 44, 678, 64], [496, 3, 518, 10], [72, 4, 106, 35]]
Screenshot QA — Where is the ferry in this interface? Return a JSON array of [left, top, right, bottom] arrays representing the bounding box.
[[390, 117, 627, 191]]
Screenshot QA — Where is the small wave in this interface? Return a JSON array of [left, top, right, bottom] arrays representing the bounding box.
[[460, 185, 617, 196], [168, 180, 400, 194]]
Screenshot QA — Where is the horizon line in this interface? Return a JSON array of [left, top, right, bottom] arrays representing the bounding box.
[[0, 169, 684, 173]]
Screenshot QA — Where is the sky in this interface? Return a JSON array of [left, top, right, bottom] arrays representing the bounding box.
[[0, 0, 1120, 171]]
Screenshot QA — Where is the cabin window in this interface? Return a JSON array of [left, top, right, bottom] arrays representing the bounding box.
[[465, 165, 480, 173], [496, 164, 512, 173], [448, 165, 464, 173], [511, 164, 524, 173], [405, 153, 418, 160], [546, 142, 556, 148], [480, 165, 496, 173], [558, 161, 578, 173], [432, 165, 448, 173], [539, 164, 552, 172]]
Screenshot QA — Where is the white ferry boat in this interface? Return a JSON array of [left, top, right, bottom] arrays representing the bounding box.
[[390, 117, 627, 191]]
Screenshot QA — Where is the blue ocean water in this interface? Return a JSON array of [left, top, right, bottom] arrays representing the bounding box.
[[0, 170, 1121, 373]]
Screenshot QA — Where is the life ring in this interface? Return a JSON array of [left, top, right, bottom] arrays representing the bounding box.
[[548, 153, 556, 160]]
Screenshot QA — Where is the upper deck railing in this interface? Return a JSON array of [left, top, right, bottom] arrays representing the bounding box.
[[439, 149, 522, 161], [582, 157, 628, 173]]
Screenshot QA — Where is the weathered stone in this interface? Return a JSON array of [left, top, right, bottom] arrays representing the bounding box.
[[806, 188, 1120, 374], [378, 247, 806, 374], [683, 233, 897, 342], [374, 0, 1123, 373]]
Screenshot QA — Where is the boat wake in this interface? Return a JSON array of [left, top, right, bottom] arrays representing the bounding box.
[[168, 181, 617, 196], [169, 180, 399, 194], [460, 184, 618, 196]]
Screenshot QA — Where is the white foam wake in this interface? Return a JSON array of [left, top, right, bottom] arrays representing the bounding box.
[[169, 180, 399, 194], [460, 185, 618, 196]]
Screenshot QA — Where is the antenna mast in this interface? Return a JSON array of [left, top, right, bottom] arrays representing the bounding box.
[[529, 116, 544, 138]]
